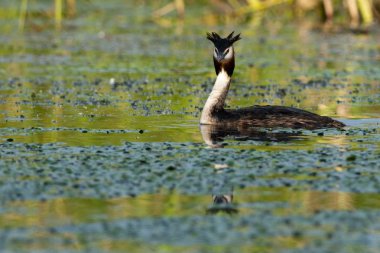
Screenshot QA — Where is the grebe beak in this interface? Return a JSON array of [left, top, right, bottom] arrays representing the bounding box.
[[216, 53, 224, 62]]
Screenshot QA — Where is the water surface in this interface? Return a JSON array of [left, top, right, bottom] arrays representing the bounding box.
[[1, 1, 380, 252]]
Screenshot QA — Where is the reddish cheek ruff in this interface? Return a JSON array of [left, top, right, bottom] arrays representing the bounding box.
[[213, 56, 235, 77]]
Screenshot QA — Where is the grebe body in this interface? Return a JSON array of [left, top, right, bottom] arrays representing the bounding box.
[[201, 32, 344, 130]]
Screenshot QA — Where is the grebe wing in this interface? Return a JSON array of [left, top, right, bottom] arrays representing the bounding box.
[[225, 105, 344, 129]]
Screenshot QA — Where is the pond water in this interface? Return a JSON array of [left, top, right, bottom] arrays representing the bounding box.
[[1, 1, 380, 252]]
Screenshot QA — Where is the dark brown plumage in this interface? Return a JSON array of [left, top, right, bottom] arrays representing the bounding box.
[[213, 55, 235, 76], [211, 105, 345, 129]]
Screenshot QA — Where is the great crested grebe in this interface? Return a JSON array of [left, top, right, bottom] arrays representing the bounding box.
[[200, 32, 345, 129]]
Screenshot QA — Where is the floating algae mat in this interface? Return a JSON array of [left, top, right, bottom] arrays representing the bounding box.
[[1, 0, 380, 252]]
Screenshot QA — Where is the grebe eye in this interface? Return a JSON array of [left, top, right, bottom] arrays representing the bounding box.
[[224, 48, 230, 55]]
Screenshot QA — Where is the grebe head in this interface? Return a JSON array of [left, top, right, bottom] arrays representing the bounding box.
[[206, 31, 241, 76]]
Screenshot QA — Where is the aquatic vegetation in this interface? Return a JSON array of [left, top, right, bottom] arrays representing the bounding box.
[[1, 137, 380, 252], [0, 137, 378, 202]]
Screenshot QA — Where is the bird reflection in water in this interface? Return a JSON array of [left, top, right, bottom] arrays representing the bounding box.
[[200, 124, 303, 148]]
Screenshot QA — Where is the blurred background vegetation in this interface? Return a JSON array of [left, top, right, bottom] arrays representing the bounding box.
[[2, 0, 379, 32]]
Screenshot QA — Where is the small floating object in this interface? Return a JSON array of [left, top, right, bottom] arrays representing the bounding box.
[[214, 164, 228, 170], [97, 31, 106, 39]]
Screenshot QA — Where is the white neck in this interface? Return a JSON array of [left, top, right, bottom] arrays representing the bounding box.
[[200, 70, 231, 124]]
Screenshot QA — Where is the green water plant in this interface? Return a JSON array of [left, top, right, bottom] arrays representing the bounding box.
[[18, 0, 76, 31]]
